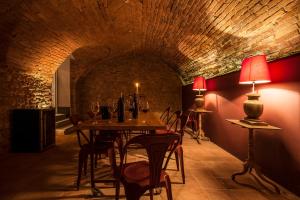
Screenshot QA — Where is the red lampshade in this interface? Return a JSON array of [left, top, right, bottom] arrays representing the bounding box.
[[239, 55, 271, 84], [193, 76, 207, 91]]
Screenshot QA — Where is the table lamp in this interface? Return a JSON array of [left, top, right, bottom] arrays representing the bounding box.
[[192, 76, 207, 109], [239, 54, 271, 123]]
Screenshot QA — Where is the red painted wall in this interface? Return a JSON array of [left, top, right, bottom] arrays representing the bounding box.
[[182, 53, 300, 195]]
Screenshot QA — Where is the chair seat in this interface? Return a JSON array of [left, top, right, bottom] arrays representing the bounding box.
[[122, 161, 167, 187]]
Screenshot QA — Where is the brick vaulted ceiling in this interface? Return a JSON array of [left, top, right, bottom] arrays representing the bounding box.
[[0, 0, 299, 84]]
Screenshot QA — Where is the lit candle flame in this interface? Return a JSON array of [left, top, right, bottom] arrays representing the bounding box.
[[135, 82, 139, 94]]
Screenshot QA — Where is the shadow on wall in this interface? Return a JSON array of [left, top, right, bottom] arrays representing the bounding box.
[[255, 130, 300, 193]]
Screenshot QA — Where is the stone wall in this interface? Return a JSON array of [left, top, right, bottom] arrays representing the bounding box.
[[0, 67, 51, 153], [71, 55, 182, 118]]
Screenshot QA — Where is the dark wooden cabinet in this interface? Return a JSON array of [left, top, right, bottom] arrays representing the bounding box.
[[11, 108, 55, 152]]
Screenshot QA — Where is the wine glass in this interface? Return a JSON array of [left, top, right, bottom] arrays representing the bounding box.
[[90, 101, 99, 124], [142, 101, 150, 113], [110, 99, 117, 119], [127, 95, 134, 112]]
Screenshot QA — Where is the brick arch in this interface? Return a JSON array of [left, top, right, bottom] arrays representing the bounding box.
[[0, 0, 299, 152], [1, 0, 299, 84]]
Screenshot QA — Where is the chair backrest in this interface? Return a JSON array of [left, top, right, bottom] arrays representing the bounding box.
[[160, 106, 171, 124], [185, 110, 197, 131], [166, 110, 182, 133], [69, 115, 89, 147], [122, 133, 180, 187], [177, 111, 192, 144]]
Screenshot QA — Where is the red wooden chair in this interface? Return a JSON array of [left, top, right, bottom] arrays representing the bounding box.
[[69, 115, 120, 198], [86, 111, 123, 167], [117, 133, 180, 200], [163, 110, 191, 184], [160, 106, 171, 124], [156, 110, 182, 134]]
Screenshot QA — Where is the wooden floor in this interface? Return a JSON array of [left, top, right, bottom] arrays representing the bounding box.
[[0, 130, 299, 200]]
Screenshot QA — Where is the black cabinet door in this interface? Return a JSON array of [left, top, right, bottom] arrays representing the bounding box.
[[11, 109, 55, 152]]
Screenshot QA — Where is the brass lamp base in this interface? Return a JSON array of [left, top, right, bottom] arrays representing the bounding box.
[[243, 93, 263, 119], [194, 94, 204, 109]]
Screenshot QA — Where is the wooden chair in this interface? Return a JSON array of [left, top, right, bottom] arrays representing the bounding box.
[[69, 115, 120, 198], [163, 110, 191, 184], [160, 106, 171, 124], [156, 110, 182, 135], [86, 112, 123, 167], [117, 133, 180, 200], [184, 108, 198, 135]]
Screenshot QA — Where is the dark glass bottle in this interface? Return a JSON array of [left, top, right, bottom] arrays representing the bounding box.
[[117, 93, 125, 122], [132, 93, 139, 119]]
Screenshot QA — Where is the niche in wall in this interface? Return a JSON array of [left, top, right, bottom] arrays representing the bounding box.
[[72, 55, 182, 118]]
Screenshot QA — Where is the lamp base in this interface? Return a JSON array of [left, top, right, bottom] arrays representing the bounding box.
[[243, 93, 263, 119], [194, 94, 205, 109], [240, 118, 268, 126]]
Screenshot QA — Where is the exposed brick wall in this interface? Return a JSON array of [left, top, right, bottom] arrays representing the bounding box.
[[0, 0, 299, 153], [71, 55, 182, 118], [0, 66, 51, 153], [1, 0, 299, 84]]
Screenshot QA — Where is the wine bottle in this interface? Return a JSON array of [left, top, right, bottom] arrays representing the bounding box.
[[117, 93, 125, 122], [132, 93, 139, 119]]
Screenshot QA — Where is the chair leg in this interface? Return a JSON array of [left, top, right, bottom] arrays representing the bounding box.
[[149, 188, 154, 200], [77, 151, 84, 190], [174, 151, 179, 171], [116, 135, 123, 159], [177, 146, 185, 184], [83, 154, 88, 175], [123, 183, 143, 200], [164, 175, 173, 200], [94, 154, 98, 168], [115, 181, 120, 200]]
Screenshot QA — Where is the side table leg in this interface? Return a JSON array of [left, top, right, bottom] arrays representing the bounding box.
[[198, 113, 210, 141], [232, 161, 251, 180], [190, 115, 201, 143], [254, 166, 281, 194], [195, 130, 201, 144]]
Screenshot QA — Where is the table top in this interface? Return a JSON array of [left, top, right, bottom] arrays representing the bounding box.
[[188, 108, 212, 113], [226, 119, 281, 130], [78, 112, 166, 131]]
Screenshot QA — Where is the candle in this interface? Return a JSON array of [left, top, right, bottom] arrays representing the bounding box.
[[135, 82, 139, 94]]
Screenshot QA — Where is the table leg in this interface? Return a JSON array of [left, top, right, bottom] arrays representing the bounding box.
[[232, 161, 251, 180], [232, 129, 254, 180], [254, 165, 281, 193], [232, 129, 280, 193], [89, 130, 101, 196], [198, 113, 210, 141], [193, 129, 201, 144], [89, 130, 95, 190]]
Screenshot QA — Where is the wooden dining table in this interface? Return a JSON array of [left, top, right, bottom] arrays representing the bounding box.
[[78, 112, 166, 132], [76, 112, 166, 195]]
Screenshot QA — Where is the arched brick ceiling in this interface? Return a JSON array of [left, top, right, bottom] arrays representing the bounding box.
[[0, 0, 299, 84]]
